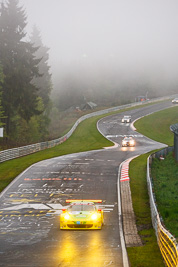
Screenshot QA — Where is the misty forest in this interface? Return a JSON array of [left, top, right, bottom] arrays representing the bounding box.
[[0, 0, 178, 148]]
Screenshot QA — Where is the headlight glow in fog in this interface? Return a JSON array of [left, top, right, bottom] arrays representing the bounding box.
[[64, 213, 70, 220], [91, 213, 97, 220]]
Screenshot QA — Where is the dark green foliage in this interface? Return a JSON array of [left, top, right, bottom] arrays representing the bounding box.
[[9, 97, 49, 145], [0, 0, 41, 137], [29, 25, 52, 109], [0, 91, 5, 128], [0, 64, 5, 127]]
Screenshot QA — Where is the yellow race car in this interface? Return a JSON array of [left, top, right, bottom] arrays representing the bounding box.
[[60, 200, 104, 230]]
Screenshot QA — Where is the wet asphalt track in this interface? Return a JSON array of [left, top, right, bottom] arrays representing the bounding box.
[[0, 101, 173, 267]]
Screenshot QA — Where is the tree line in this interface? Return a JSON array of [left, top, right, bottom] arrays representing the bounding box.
[[0, 0, 52, 147], [1, 0, 177, 148]]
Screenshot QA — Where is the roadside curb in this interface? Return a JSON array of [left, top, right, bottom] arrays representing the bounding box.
[[118, 156, 142, 267], [120, 157, 143, 248], [117, 163, 130, 267]]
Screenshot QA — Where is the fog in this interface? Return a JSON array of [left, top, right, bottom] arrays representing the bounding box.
[[20, 0, 178, 97]]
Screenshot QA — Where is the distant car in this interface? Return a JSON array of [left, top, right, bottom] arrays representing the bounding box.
[[122, 115, 131, 123], [172, 98, 178, 104], [60, 200, 104, 230], [122, 136, 135, 147]]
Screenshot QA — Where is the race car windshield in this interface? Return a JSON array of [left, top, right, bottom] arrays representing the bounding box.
[[68, 204, 95, 212]]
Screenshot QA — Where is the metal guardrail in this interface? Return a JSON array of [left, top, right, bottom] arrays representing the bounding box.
[[153, 146, 174, 159], [147, 148, 178, 267], [0, 94, 176, 163]]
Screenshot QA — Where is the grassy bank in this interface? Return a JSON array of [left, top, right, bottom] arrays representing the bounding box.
[[128, 105, 178, 265], [134, 105, 178, 239], [128, 154, 164, 267], [134, 105, 178, 145], [151, 153, 178, 240], [0, 115, 113, 192]]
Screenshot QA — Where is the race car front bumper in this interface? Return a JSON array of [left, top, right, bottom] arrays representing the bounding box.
[[60, 220, 102, 230]]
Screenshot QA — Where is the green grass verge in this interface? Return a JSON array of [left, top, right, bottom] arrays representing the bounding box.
[[151, 153, 178, 240], [134, 105, 178, 239], [128, 154, 164, 267], [128, 105, 178, 265], [134, 106, 178, 146], [0, 115, 113, 192]]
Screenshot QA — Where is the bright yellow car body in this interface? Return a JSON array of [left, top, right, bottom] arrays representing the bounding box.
[[60, 200, 104, 230]]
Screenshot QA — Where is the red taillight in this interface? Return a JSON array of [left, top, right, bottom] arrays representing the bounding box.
[[62, 209, 66, 212], [98, 209, 102, 212]]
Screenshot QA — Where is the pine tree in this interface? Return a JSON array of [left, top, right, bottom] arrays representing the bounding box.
[[0, 0, 41, 138], [30, 25, 52, 109], [0, 63, 5, 128]]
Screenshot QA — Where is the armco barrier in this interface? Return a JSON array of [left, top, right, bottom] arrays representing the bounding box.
[[0, 94, 176, 163], [147, 149, 178, 267]]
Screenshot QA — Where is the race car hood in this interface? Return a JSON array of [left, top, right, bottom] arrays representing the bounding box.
[[68, 211, 93, 220]]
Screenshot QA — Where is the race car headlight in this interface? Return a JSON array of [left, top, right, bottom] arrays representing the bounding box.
[[64, 213, 70, 220], [130, 141, 135, 145], [91, 213, 98, 220]]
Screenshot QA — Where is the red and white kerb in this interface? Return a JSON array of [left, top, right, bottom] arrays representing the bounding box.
[[120, 158, 132, 182]]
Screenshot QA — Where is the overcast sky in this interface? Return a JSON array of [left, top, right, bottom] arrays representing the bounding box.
[[19, 0, 178, 92]]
